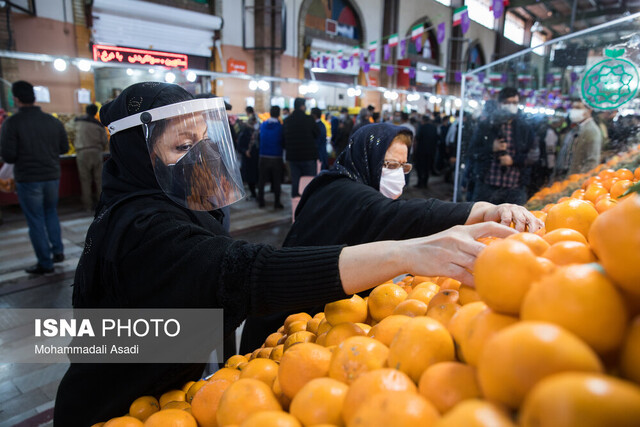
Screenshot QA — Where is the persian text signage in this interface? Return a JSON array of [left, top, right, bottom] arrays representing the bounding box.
[[92, 45, 188, 69], [227, 59, 248, 74]]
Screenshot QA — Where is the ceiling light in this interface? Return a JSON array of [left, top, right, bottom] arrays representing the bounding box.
[[258, 80, 270, 91], [148, 69, 155, 74], [164, 72, 176, 83], [186, 71, 197, 82], [311, 67, 328, 73], [249, 80, 259, 91], [308, 82, 319, 93], [126, 68, 134, 76], [299, 85, 309, 95], [53, 58, 67, 72], [77, 60, 91, 72]]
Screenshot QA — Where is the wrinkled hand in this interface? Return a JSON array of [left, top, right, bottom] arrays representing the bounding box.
[[499, 154, 513, 166], [467, 201, 544, 233], [400, 222, 517, 287]]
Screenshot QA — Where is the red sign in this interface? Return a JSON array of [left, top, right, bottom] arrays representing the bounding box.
[[92, 45, 188, 69], [227, 59, 247, 74], [326, 19, 338, 35], [397, 59, 411, 88], [369, 76, 378, 87]]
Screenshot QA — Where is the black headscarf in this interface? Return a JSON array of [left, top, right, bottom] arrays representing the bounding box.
[[295, 123, 412, 215], [73, 82, 223, 307]]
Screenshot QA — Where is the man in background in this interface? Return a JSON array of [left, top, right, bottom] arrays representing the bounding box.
[[257, 106, 284, 209], [0, 81, 69, 274], [282, 98, 319, 197], [71, 103, 108, 212], [311, 107, 328, 170], [556, 100, 603, 177], [333, 107, 353, 157]]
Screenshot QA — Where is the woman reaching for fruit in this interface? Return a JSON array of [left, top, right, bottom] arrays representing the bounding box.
[[53, 83, 517, 426], [241, 123, 543, 352]]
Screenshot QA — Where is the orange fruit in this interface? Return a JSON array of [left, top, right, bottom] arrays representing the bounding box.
[[406, 287, 438, 305], [209, 368, 241, 383], [571, 189, 585, 199], [306, 317, 322, 334], [458, 285, 481, 305], [190, 379, 232, 427], [520, 373, 640, 427], [611, 179, 634, 199], [265, 332, 284, 348], [240, 411, 301, 427], [367, 315, 411, 347], [128, 396, 159, 422], [367, 283, 408, 321], [103, 416, 143, 426], [542, 227, 588, 245], [144, 409, 197, 427], [589, 194, 640, 295], [270, 344, 284, 361], [634, 166, 640, 180], [272, 376, 291, 411], [418, 361, 482, 413], [616, 168, 635, 181], [531, 210, 547, 222], [473, 239, 543, 315], [216, 379, 282, 426], [287, 321, 307, 334], [159, 390, 186, 409], [545, 198, 599, 238], [341, 368, 417, 424], [324, 322, 366, 347], [456, 307, 518, 367], [284, 313, 312, 332], [348, 391, 440, 427], [283, 331, 316, 351], [278, 343, 332, 399], [392, 299, 429, 317], [601, 176, 619, 191], [329, 336, 389, 384], [583, 183, 608, 203], [434, 399, 515, 426], [316, 318, 332, 335], [477, 322, 603, 408], [388, 316, 455, 383], [599, 168, 616, 179], [439, 278, 462, 291], [426, 302, 461, 328], [505, 232, 550, 256], [355, 322, 371, 334], [290, 377, 348, 426], [181, 381, 195, 394], [447, 301, 487, 346], [542, 240, 596, 265], [324, 295, 368, 326], [535, 256, 555, 274], [620, 315, 640, 385], [185, 380, 207, 404], [239, 358, 279, 388], [427, 289, 460, 310], [595, 197, 618, 213], [162, 401, 191, 411], [225, 355, 248, 369], [521, 263, 628, 355]]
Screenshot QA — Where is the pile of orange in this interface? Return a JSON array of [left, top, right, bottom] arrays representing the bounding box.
[[96, 175, 640, 426]]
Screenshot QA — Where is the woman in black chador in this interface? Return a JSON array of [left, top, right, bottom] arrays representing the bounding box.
[[54, 83, 519, 426]]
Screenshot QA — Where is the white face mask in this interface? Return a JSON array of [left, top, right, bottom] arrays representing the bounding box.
[[569, 109, 586, 123], [379, 167, 405, 199], [503, 104, 519, 115]]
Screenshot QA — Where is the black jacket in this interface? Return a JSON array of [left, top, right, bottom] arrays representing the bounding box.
[[282, 109, 320, 161], [0, 106, 68, 182]]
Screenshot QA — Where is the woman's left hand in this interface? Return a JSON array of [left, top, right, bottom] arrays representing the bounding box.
[[466, 201, 544, 233]]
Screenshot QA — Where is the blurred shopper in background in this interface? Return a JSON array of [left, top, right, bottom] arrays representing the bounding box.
[[238, 113, 260, 200], [333, 107, 353, 157], [556, 100, 603, 177], [71, 103, 108, 212], [311, 107, 328, 170], [0, 81, 68, 274], [283, 97, 319, 197], [258, 105, 284, 209], [414, 114, 439, 188]]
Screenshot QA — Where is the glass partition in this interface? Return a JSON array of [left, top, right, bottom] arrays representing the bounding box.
[[455, 12, 640, 208]]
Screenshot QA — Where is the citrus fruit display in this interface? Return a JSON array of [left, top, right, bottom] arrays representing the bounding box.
[[97, 168, 640, 425]]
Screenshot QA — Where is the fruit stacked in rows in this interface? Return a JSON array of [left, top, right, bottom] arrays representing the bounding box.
[[98, 190, 640, 427]]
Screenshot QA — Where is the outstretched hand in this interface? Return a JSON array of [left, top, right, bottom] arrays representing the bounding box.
[[399, 222, 517, 287], [466, 201, 544, 233]]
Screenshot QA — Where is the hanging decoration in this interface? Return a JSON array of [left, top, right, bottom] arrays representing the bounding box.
[[386, 65, 395, 76], [384, 44, 391, 61], [400, 39, 407, 57], [492, 0, 504, 19], [408, 68, 416, 79], [461, 9, 470, 34], [388, 33, 399, 48], [452, 6, 467, 27], [437, 22, 446, 45]]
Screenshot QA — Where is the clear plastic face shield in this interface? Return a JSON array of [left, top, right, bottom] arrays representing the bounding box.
[[108, 98, 245, 211]]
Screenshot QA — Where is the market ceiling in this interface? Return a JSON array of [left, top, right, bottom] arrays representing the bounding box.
[[507, 0, 640, 37]]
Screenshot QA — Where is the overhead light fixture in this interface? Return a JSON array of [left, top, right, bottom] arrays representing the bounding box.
[[249, 80, 259, 91], [407, 93, 420, 102], [186, 71, 197, 82], [53, 58, 67, 72], [308, 82, 319, 93], [165, 72, 176, 83], [258, 79, 270, 91], [383, 90, 399, 100], [299, 85, 309, 95], [429, 95, 437, 103], [454, 98, 462, 108], [77, 59, 91, 72], [468, 99, 479, 108], [126, 68, 134, 76], [311, 67, 328, 73], [148, 69, 155, 74]]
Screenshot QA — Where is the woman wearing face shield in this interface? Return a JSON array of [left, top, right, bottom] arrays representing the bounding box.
[[54, 83, 522, 426], [239, 123, 544, 352]]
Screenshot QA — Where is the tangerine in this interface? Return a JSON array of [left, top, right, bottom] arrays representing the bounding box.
[[289, 378, 348, 426], [418, 361, 482, 413]]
